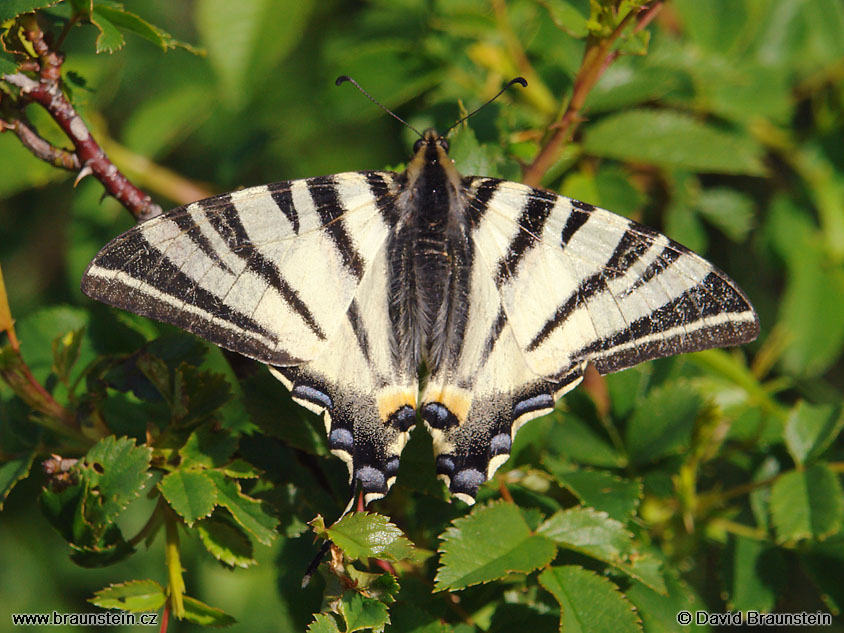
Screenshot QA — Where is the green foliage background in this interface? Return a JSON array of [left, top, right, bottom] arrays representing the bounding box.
[[1, 0, 844, 631]]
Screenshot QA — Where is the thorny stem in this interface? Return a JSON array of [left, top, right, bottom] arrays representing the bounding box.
[[522, 1, 664, 188], [0, 114, 81, 170], [0, 16, 162, 221]]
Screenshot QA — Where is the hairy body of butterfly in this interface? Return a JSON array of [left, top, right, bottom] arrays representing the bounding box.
[[82, 129, 759, 505]]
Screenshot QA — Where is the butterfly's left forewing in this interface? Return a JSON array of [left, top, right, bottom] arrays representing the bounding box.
[[422, 177, 759, 502]]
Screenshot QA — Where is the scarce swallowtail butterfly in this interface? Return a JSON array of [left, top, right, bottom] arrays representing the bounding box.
[[82, 78, 759, 506]]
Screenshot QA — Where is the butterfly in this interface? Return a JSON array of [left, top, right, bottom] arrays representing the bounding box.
[[82, 77, 759, 506]]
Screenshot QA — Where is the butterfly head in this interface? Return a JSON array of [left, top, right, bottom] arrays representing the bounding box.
[[405, 129, 462, 201], [412, 129, 450, 164]]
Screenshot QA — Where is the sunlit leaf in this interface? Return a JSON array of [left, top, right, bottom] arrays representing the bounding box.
[[89, 579, 167, 612], [321, 512, 418, 562], [196, 517, 255, 568], [434, 501, 556, 591], [181, 595, 237, 627], [159, 470, 217, 526], [206, 471, 277, 545]]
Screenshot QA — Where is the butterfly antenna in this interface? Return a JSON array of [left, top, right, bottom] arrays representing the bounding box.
[[301, 479, 361, 588], [445, 76, 528, 136], [336, 75, 424, 138]]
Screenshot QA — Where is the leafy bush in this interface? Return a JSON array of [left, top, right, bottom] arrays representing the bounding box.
[[1, 1, 843, 631]]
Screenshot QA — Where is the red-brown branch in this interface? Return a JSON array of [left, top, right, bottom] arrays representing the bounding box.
[[522, 1, 664, 188], [0, 114, 81, 170], [1, 18, 161, 221]]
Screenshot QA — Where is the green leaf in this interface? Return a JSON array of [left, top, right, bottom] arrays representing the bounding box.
[[625, 570, 702, 633], [307, 613, 342, 633], [434, 501, 556, 591], [242, 370, 327, 456], [694, 187, 755, 242], [195, 0, 314, 109], [548, 466, 642, 522], [218, 458, 261, 479], [89, 6, 126, 53], [346, 568, 400, 604], [722, 535, 784, 612], [91, 4, 200, 53], [540, 0, 589, 37], [0, 50, 16, 76], [51, 327, 85, 385], [15, 306, 95, 396], [324, 512, 418, 562], [89, 579, 167, 612], [538, 507, 632, 564], [784, 402, 844, 465], [606, 365, 651, 420], [339, 592, 391, 632], [196, 517, 255, 568], [0, 450, 35, 510], [0, 0, 63, 22], [546, 410, 624, 468], [450, 126, 508, 180], [175, 364, 232, 424], [586, 64, 692, 113], [538, 565, 642, 633], [665, 196, 707, 253], [625, 382, 702, 466], [770, 463, 844, 542], [179, 423, 238, 469], [766, 195, 844, 376], [583, 109, 765, 176], [80, 436, 152, 523], [181, 594, 237, 627], [538, 507, 665, 593], [159, 470, 217, 526], [207, 470, 278, 545]]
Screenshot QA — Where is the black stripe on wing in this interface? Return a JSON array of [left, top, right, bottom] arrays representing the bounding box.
[[266, 181, 299, 234], [346, 298, 372, 365], [308, 175, 366, 281], [463, 177, 500, 224], [579, 272, 759, 374], [82, 233, 296, 364], [495, 188, 556, 283], [561, 200, 594, 245], [169, 210, 236, 275], [200, 194, 327, 341], [527, 223, 655, 351]]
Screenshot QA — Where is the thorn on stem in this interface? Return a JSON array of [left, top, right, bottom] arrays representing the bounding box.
[[74, 164, 93, 186]]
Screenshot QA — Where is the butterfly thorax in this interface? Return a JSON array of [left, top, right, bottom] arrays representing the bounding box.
[[390, 130, 471, 374]]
